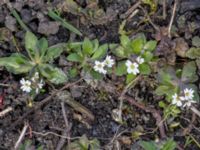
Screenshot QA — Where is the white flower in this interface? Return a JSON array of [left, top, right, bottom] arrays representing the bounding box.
[[104, 56, 115, 68], [125, 60, 139, 75], [136, 56, 144, 64], [31, 72, 39, 81], [36, 80, 44, 94], [183, 100, 196, 108], [172, 93, 183, 107], [94, 61, 107, 74], [20, 78, 32, 93], [184, 88, 194, 100], [38, 80, 44, 89]]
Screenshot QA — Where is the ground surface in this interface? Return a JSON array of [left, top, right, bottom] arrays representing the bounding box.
[[0, 0, 200, 150]]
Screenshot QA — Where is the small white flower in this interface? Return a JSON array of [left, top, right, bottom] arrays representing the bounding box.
[[20, 78, 32, 93], [36, 80, 44, 94], [172, 93, 183, 107], [184, 88, 194, 100], [31, 72, 39, 81], [136, 56, 144, 64], [94, 61, 107, 74], [38, 80, 44, 89], [125, 60, 139, 75], [104, 56, 115, 68], [183, 100, 196, 108]]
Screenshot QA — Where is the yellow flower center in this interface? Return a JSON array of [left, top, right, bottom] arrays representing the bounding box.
[[130, 64, 135, 70]]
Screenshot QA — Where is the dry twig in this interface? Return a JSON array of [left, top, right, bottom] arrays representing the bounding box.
[[56, 102, 72, 150], [8, 79, 83, 130], [168, 0, 178, 38], [0, 107, 13, 117], [163, 0, 167, 20], [123, 95, 166, 138], [14, 123, 29, 149]]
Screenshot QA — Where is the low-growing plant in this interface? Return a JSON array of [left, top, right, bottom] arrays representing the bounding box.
[[68, 135, 100, 150], [139, 138, 177, 150], [66, 38, 111, 79], [0, 31, 67, 85], [155, 61, 199, 119], [19, 140, 43, 150], [111, 33, 157, 83]]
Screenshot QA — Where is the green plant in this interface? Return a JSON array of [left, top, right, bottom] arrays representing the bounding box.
[[48, 9, 82, 36], [139, 138, 177, 150], [19, 140, 43, 150], [68, 135, 100, 150], [66, 38, 111, 79], [111, 33, 157, 83], [0, 31, 67, 85], [155, 62, 199, 118]]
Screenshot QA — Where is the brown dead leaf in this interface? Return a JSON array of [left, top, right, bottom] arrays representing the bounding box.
[[155, 36, 176, 65], [173, 38, 189, 58], [119, 136, 132, 145]]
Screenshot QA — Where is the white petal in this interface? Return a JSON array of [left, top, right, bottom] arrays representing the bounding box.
[[125, 60, 132, 67], [20, 78, 25, 84], [177, 101, 182, 107]]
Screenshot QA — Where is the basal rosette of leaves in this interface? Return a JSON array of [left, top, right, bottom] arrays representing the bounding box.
[[111, 33, 157, 83], [155, 61, 199, 118], [66, 38, 109, 80], [66, 34, 157, 83], [0, 31, 68, 84]]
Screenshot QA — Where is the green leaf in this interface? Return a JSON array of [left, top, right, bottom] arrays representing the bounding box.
[[48, 9, 82, 36], [91, 44, 108, 60], [39, 64, 68, 84], [155, 85, 171, 96], [11, 9, 30, 32], [66, 42, 82, 51], [144, 40, 157, 51], [181, 61, 198, 83], [139, 63, 151, 75], [0, 53, 33, 74], [109, 43, 118, 50], [139, 141, 157, 150], [192, 36, 200, 47], [92, 39, 99, 52], [161, 139, 176, 150], [67, 53, 83, 62], [115, 61, 127, 76], [90, 70, 103, 80], [157, 68, 176, 86], [82, 38, 93, 55], [111, 46, 126, 58], [131, 37, 145, 54], [25, 31, 38, 58], [186, 47, 200, 59], [44, 44, 64, 62], [37, 37, 48, 58], [120, 35, 130, 47], [126, 74, 136, 84], [158, 101, 166, 108], [143, 51, 153, 62], [68, 67, 78, 78]]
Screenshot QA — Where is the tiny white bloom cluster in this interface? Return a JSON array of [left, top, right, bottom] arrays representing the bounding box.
[[20, 72, 44, 94], [172, 88, 196, 108], [93, 55, 115, 74], [20, 78, 32, 93], [126, 56, 144, 75]]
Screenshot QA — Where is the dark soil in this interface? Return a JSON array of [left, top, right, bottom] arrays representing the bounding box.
[[0, 0, 200, 150]]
